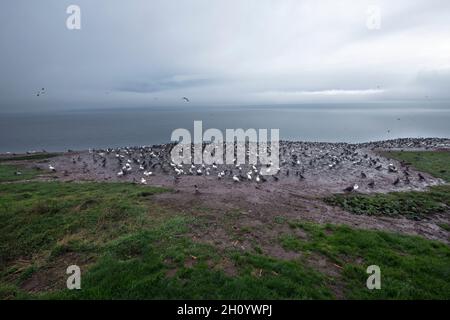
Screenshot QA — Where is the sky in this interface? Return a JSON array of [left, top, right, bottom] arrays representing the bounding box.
[[0, 0, 449, 111]]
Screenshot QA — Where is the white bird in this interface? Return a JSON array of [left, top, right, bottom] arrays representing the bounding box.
[[49, 165, 56, 172], [140, 177, 147, 185], [143, 171, 153, 176], [233, 175, 240, 182]]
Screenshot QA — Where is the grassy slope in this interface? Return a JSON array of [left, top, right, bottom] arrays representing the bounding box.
[[0, 153, 59, 163], [0, 165, 41, 182], [382, 150, 450, 182], [0, 181, 449, 299], [325, 185, 449, 220], [325, 151, 450, 220], [0, 182, 331, 300], [280, 221, 450, 299]]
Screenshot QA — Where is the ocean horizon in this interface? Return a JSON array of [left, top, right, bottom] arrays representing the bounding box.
[[1, 102, 449, 153]]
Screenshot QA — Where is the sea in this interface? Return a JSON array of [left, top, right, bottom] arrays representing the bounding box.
[[1, 102, 449, 153]]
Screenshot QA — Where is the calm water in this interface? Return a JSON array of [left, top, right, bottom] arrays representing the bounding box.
[[1, 103, 449, 153]]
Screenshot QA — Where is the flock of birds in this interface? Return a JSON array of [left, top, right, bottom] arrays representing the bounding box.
[[36, 88, 45, 97], [45, 138, 449, 193]]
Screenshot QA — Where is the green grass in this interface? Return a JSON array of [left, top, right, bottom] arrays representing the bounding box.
[[0, 181, 169, 269], [325, 185, 450, 220], [0, 180, 449, 299], [0, 164, 41, 182], [280, 221, 450, 299], [43, 219, 331, 300], [0, 153, 59, 163], [382, 150, 450, 182], [0, 181, 332, 300]]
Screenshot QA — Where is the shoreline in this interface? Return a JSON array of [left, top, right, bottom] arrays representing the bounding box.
[[1, 137, 449, 157]]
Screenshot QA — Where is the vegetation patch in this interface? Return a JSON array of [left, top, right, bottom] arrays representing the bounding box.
[[279, 221, 450, 299], [381, 150, 450, 182], [0, 165, 41, 182], [0, 153, 59, 163], [324, 185, 449, 220], [1, 176, 449, 299]]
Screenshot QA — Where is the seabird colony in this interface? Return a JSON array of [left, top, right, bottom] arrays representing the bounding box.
[[63, 138, 450, 191]]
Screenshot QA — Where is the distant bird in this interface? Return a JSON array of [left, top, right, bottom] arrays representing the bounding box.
[[361, 172, 367, 178], [182, 97, 190, 103], [48, 165, 56, 172], [368, 180, 375, 188], [418, 173, 426, 181], [343, 184, 358, 192], [14, 171, 22, 176], [232, 175, 240, 182], [140, 177, 147, 185], [393, 177, 400, 185], [388, 164, 398, 173]]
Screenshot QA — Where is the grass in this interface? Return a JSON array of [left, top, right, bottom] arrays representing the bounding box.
[[0, 180, 449, 299], [279, 221, 450, 299], [0, 164, 42, 182], [0, 182, 169, 269], [0, 153, 59, 163], [325, 151, 450, 220], [325, 185, 450, 220], [0, 181, 332, 300], [382, 150, 450, 182]]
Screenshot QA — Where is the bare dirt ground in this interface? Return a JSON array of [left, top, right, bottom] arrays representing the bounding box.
[[5, 138, 450, 244]]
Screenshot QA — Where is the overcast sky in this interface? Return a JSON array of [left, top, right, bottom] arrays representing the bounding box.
[[1, 0, 449, 111]]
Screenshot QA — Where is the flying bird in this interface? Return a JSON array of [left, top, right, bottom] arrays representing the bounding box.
[[182, 97, 190, 103]]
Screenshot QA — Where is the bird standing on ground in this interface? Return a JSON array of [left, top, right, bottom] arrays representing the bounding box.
[[343, 184, 358, 192]]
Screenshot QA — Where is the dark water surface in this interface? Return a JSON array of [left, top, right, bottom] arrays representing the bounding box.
[[1, 103, 449, 152]]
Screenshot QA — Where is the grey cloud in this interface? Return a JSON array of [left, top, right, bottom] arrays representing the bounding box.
[[0, 0, 449, 111]]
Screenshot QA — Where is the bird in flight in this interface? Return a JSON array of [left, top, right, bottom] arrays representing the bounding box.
[[182, 97, 190, 103]]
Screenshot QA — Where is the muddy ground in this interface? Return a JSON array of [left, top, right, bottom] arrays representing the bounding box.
[[4, 138, 450, 244]]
